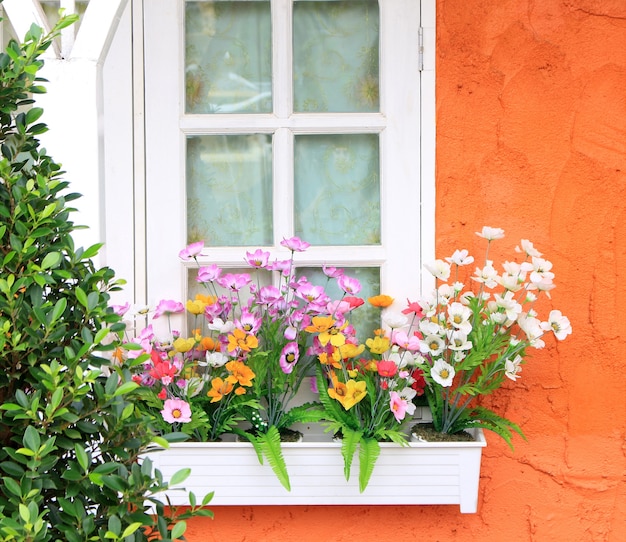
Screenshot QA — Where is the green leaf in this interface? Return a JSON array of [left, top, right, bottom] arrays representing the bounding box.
[[75, 286, 88, 308], [170, 521, 187, 540], [23, 425, 41, 451], [257, 426, 290, 491], [50, 297, 67, 324], [112, 381, 139, 397], [121, 522, 143, 538], [75, 444, 89, 472], [169, 468, 191, 487], [358, 438, 381, 493], [41, 251, 61, 270]]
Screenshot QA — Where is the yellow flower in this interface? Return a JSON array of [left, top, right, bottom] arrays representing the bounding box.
[[186, 299, 206, 315], [368, 294, 394, 308], [225, 360, 255, 387], [304, 315, 335, 334], [173, 337, 195, 353], [338, 343, 365, 359], [227, 328, 258, 353], [328, 377, 367, 410], [365, 335, 390, 355], [195, 293, 216, 305]]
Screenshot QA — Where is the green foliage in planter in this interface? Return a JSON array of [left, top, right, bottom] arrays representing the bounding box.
[[0, 13, 211, 541]]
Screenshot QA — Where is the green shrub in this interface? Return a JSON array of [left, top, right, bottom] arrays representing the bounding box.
[[0, 12, 211, 542]]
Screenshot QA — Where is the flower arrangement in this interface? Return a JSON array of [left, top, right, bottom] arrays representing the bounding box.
[[305, 294, 428, 491], [115, 237, 368, 490], [386, 226, 572, 444]]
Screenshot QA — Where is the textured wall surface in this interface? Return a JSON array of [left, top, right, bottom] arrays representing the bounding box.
[[184, 2, 626, 540]]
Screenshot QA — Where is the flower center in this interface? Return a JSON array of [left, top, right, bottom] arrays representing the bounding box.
[[172, 408, 182, 419], [440, 369, 450, 379]]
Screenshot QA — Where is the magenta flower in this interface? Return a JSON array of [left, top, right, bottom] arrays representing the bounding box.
[[217, 273, 251, 291], [161, 398, 192, 424], [153, 299, 185, 319], [296, 282, 326, 304], [268, 258, 292, 275], [245, 248, 270, 268], [236, 311, 262, 334], [179, 241, 204, 261], [323, 264, 344, 279], [279, 342, 300, 374], [196, 264, 221, 283], [337, 275, 362, 295], [111, 302, 130, 316], [280, 236, 310, 252]]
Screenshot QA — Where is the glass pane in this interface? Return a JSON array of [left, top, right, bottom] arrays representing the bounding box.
[[299, 266, 380, 341], [186, 134, 273, 246], [294, 134, 380, 245], [293, 0, 379, 113], [185, 1, 272, 114]]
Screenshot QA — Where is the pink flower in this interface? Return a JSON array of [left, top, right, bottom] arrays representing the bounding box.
[[161, 398, 192, 424], [323, 264, 344, 278], [280, 236, 310, 252], [153, 299, 185, 319], [179, 241, 204, 260], [111, 302, 130, 316], [389, 391, 410, 422], [245, 249, 270, 268], [402, 299, 424, 317], [280, 342, 300, 374], [337, 275, 361, 295], [217, 273, 251, 291], [197, 264, 221, 283]]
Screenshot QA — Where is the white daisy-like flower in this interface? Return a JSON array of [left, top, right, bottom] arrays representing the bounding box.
[[472, 260, 499, 288], [447, 301, 473, 334], [504, 355, 523, 381], [446, 329, 473, 352], [382, 310, 409, 329], [476, 226, 505, 240], [431, 359, 455, 387], [445, 249, 474, 266], [515, 239, 542, 258], [540, 310, 572, 341], [205, 351, 229, 367], [420, 334, 445, 356], [424, 259, 451, 281]]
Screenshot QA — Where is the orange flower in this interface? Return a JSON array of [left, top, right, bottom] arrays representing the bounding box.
[[227, 328, 258, 353], [225, 360, 255, 387], [207, 377, 234, 402], [195, 293, 216, 305], [368, 294, 394, 308], [200, 336, 218, 351]]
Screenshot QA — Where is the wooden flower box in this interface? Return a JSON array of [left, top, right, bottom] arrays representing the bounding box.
[[144, 421, 486, 513]]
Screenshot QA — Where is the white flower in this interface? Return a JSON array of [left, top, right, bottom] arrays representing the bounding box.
[[431, 359, 455, 387], [540, 310, 572, 341], [205, 351, 229, 367], [388, 350, 416, 368], [208, 317, 235, 334], [476, 226, 505, 240], [424, 259, 451, 281], [420, 334, 445, 356], [515, 239, 542, 257], [494, 291, 522, 322], [446, 329, 473, 351], [518, 314, 545, 348], [437, 283, 457, 302], [522, 257, 555, 292], [382, 310, 409, 329], [472, 260, 499, 288], [447, 302, 473, 334], [504, 355, 523, 381], [445, 249, 474, 266]]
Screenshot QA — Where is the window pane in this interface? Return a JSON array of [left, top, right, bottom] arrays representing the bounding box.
[[294, 134, 380, 245], [186, 134, 273, 246], [293, 0, 379, 112], [298, 266, 380, 340], [185, 1, 272, 114]]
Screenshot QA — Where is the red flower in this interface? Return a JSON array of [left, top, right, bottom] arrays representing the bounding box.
[[377, 360, 398, 378], [402, 299, 424, 317], [343, 296, 365, 310], [411, 367, 426, 396]]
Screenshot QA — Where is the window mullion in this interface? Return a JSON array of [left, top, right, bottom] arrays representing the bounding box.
[[272, 0, 293, 119]]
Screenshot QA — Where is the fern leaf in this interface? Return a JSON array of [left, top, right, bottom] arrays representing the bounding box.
[[258, 425, 291, 491], [358, 437, 381, 493], [340, 427, 362, 481]]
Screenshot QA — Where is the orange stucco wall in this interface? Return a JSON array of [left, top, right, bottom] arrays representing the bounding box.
[[183, 2, 626, 540]]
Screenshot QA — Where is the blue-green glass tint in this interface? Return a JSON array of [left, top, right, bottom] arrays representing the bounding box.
[[293, 0, 379, 112], [294, 134, 380, 246], [186, 135, 273, 246], [298, 266, 381, 341], [185, 1, 272, 114]]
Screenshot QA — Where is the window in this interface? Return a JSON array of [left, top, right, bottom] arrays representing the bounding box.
[[135, 0, 433, 324]]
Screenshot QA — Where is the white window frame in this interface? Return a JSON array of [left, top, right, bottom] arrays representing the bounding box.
[[102, 0, 436, 313]]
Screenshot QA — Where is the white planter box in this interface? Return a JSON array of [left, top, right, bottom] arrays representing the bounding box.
[[144, 424, 486, 513]]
